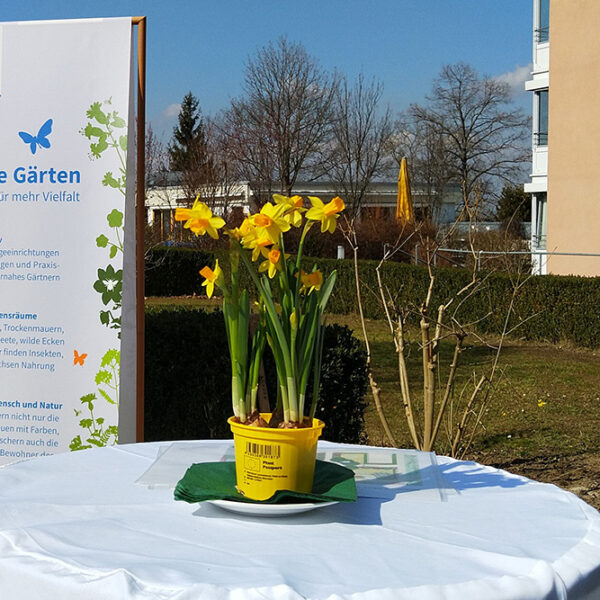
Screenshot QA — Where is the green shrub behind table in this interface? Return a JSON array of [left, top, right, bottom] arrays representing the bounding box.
[[145, 248, 215, 297], [144, 308, 368, 443], [146, 247, 600, 348]]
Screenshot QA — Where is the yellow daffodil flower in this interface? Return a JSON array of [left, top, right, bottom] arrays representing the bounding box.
[[258, 247, 282, 279], [227, 217, 253, 242], [250, 202, 291, 244], [239, 221, 273, 261], [299, 269, 323, 294], [226, 227, 242, 241], [305, 196, 345, 233], [273, 194, 305, 227], [174, 196, 225, 239], [199, 259, 224, 298]]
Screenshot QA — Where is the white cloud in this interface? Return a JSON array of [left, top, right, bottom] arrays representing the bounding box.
[[495, 64, 532, 95], [162, 103, 181, 119]]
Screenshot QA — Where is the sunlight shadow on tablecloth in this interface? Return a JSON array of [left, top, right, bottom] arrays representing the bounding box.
[[437, 460, 529, 492]]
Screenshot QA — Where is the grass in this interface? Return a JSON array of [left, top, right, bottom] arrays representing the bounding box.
[[146, 296, 600, 464], [331, 312, 600, 463]]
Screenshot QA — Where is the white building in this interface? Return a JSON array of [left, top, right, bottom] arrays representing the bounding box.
[[146, 177, 251, 242], [524, 0, 549, 274], [146, 177, 463, 244]]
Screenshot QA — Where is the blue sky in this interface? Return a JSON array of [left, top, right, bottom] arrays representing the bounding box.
[[2, 1, 533, 141]]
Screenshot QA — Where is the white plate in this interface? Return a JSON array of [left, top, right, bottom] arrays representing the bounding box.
[[207, 499, 339, 517]]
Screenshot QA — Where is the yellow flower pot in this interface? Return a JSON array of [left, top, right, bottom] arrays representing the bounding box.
[[228, 413, 324, 501]]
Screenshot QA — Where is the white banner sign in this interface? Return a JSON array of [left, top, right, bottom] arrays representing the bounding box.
[[0, 18, 134, 463]]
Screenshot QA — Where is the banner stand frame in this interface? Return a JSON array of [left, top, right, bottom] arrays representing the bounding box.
[[132, 16, 146, 443]]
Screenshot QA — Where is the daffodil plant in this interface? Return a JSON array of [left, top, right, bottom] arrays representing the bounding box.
[[176, 193, 345, 427]]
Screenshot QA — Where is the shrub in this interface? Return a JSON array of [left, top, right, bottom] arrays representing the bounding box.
[[145, 248, 214, 297], [313, 324, 368, 444], [144, 308, 232, 441], [281, 215, 431, 263], [144, 308, 369, 443], [145, 248, 600, 348]]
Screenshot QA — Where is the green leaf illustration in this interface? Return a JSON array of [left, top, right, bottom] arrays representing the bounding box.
[[84, 123, 105, 140], [69, 435, 91, 451], [93, 265, 123, 305], [96, 234, 109, 248], [112, 115, 126, 128], [99, 389, 116, 405], [91, 139, 109, 157], [73, 99, 125, 454], [80, 393, 95, 408], [107, 425, 119, 436], [107, 209, 123, 228], [103, 172, 120, 188], [95, 369, 112, 385], [87, 101, 109, 124], [101, 348, 120, 367]]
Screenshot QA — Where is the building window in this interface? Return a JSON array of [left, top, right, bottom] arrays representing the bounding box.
[[534, 193, 547, 249], [534, 90, 548, 146], [153, 209, 185, 242], [535, 0, 549, 43]]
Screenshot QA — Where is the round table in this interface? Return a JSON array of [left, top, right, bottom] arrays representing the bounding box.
[[0, 441, 598, 599]]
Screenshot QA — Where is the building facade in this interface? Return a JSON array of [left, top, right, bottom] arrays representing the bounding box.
[[526, 0, 600, 276], [524, 0, 549, 274], [146, 178, 463, 244]]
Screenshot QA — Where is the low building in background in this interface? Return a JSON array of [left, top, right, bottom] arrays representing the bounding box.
[[146, 175, 250, 243], [146, 176, 464, 245]]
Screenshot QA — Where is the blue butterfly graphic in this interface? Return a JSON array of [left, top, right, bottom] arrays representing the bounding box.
[[18, 118, 53, 154]]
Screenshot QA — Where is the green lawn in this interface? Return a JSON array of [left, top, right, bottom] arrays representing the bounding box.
[[146, 296, 600, 464]]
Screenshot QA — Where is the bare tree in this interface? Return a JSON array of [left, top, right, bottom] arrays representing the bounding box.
[[391, 117, 453, 223], [223, 37, 339, 203], [217, 108, 275, 210], [327, 74, 394, 218], [410, 63, 530, 216], [343, 212, 531, 457], [144, 124, 173, 248], [180, 135, 215, 206], [200, 117, 241, 218], [145, 123, 169, 189]]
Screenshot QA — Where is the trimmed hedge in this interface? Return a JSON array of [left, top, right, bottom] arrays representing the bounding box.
[[146, 247, 600, 348], [145, 248, 215, 296], [145, 308, 368, 443], [144, 308, 230, 441]]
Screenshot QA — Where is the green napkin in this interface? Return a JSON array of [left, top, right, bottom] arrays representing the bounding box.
[[174, 459, 356, 504]]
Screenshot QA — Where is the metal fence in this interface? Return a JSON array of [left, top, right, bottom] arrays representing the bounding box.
[[413, 246, 600, 274]]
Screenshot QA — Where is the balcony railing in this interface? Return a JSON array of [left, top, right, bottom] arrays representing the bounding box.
[[535, 27, 549, 43], [532, 234, 547, 250], [533, 131, 548, 146]]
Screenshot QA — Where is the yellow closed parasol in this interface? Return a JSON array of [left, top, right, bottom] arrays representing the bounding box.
[[395, 157, 414, 223]]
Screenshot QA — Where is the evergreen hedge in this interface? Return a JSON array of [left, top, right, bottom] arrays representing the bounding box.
[[146, 247, 600, 348], [144, 308, 368, 443], [145, 248, 214, 296]]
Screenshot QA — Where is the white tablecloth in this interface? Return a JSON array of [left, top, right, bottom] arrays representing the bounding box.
[[0, 441, 599, 600]]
